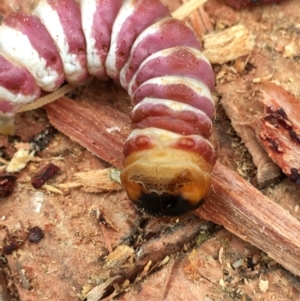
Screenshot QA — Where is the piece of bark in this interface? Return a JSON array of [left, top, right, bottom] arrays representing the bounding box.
[[45, 97, 300, 276], [218, 81, 281, 187], [256, 82, 300, 183], [31, 162, 60, 188], [195, 161, 300, 277], [0, 174, 17, 197], [204, 0, 240, 28], [45, 97, 131, 169]]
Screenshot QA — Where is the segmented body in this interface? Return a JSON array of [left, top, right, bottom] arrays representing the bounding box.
[[0, 0, 216, 216]]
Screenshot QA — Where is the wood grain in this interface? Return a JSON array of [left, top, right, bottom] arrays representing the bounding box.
[[195, 161, 300, 276]]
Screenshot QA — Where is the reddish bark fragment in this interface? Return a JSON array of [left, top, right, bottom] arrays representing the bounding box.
[[0, 174, 17, 197], [256, 82, 300, 181], [31, 162, 60, 188]]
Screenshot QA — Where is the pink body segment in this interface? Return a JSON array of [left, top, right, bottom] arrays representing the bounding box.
[[33, 0, 89, 85], [105, 0, 171, 81], [0, 54, 40, 115], [0, 12, 64, 91], [127, 47, 215, 97], [132, 76, 214, 119], [80, 0, 123, 78], [120, 17, 201, 89]]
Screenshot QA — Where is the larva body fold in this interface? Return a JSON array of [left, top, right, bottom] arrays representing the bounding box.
[[0, 0, 216, 216]]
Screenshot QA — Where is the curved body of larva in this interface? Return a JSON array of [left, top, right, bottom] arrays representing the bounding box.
[[0, 0, 216, 216]]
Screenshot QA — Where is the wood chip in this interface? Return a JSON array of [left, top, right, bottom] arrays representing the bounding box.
[[58, 168, 122, 193], [85, 276, 120, 301], [103, 245, 135, 270], [172, 0, 208, 20], [6, 149, 35, 173], [203, 25, 255, 64]]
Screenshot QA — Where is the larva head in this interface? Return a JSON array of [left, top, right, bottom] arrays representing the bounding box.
[[121, 148, 212, 217]]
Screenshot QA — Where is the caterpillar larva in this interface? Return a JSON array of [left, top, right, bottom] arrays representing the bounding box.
[[0, 0, 216, 216]]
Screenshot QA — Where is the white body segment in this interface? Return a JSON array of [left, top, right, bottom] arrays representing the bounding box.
[[127, 127, 214, 149], [33, 0, 87, 85], [135, 76, 214, 105], [105, 0, 134, 79], [132, 97, 210, 119], [0, 86, 39, 108], [127, 47, 211, 97], [0, 25, 61, 92], [80, 0, 104, 77]]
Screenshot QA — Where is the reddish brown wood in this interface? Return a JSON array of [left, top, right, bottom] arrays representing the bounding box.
[[195, 161, 300, 276], [217, 80, 281, 188], [45, 97, 131, 169]]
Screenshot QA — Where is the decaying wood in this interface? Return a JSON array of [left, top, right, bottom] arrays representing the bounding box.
[[256, 82, 300, 183], [78, 215, 209, 301], [0, 264, 11, 301], [220, 0, 289, 10], [45, 95, 300, 276], [45, 97, 130, 169], [202, 25, 255, 64], [217, 82, 282, 187]]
